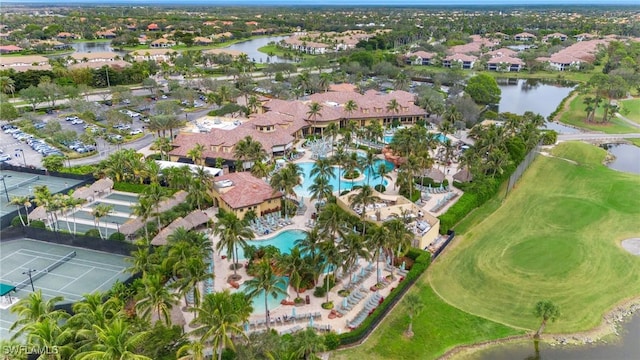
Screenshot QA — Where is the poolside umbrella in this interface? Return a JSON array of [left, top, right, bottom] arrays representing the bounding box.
[[401, 261, 406, 270], [377, 268, 382, 282], [292, 307, 296, 318], [343, 298, 348, 308], [360, 268, 365, 276], [309, 316, 314, 327]]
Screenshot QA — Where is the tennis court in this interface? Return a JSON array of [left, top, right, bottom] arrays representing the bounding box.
[[0, 239, 130, 340], [0, 170, 84, 217]]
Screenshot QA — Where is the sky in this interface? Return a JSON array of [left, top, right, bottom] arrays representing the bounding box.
[[13, 0, 640, 5]]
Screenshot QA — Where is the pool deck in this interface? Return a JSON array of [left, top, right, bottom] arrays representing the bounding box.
[[180, 143, 464, 335]]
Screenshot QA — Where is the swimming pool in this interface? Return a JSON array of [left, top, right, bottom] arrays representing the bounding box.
[[236, 229, 307, 260], [295, 159, 394, 197], [383, 132, 448, 144], [239, 276, 289, 314]]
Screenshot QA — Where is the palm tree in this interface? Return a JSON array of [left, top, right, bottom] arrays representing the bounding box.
[[247, 95, 261, 114], [534, 300, 560, 339], [177, 339, 206, 360], [10, 291, 68, 340], [24, 318, 75, 359], [384, 218, 414, 268], [308, 176, 333, 207], [132, 197, 154, 243], [0, 75, 15, 97], [175, 256, 213, 308], [292, 328, 327, 360], [91, 203, 114, 239], [234, 136, 267, 171], [244, 260, 287, 330], [386, 98, 401, 114], [359, 149, 377, 186], [141, 182, 167, 230], [377, 162, 392, 188], [152, 137, 173, 161], [190, 290, 252, 360], [342, 152, 361, 189], [310, 157, 335, 183], [339, 233, 369, 288], [306, 102, 323, 136], [75, 318, 150, 360], [270, 163, 302, 218], [343, 99, 358, 120], [331, 144, 347, 195], [136, 273, 179, 325], [325, 122, 340, 146], [404, 293, 424, 337], [277, 246, 307, 300], [10, 195, 31, 226], [33, 185, 54, 231], [187, 143, 206, 166], [188, 167, 213, 210], [368, 225, 389, 283], [71, 294, 123, 352], [250, 160, 272, 180], [394, 71, 410, 91], [213, 211, 254, 279], [348, 185, 380, 238]]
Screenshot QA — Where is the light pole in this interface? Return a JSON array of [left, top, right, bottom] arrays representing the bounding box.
[[14, 149, 26, 167], [22, 269, 37, 291], [0, 175, 10, 202]]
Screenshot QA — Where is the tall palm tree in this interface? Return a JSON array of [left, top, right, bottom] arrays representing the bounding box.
[[359, 149, 377, 186], [339, 233, 369, 288], [33, 185, 54, 231], [250, 160, 272, 180], [377, 162, 392, 188], [10, 195, 31, 226], [367, 225, 389, 283], [292, 328, 327, 360], [188, 167, 213, 210], [175, 256, 213, 308], [10, 291, 68, 340], [308, 176, 333, 207], [331, 144, 347, 195], [187, 143, 206, 166], [140, 182, 167, 230], [152, 136, 173, 161], [91, 203, 114, 239], [213, 211, 254, 279], [234, 136, 267, 171], [0, 75, 16, 97], [386, 98, 401, 114], [247, 95, 261, 114], [349, 185, 380, 238], [310, 157, 335, 183], [277, 246, 307, 299], [132, 197, 154, 243], [24, 318, 75, 360], [70, 294, 123, 352], [343, 99, 358, 120], [136, 273, 179, 325], [75, 318, 150, 360], [270, 163, 302, 218], [383, 218, 414, 268], [306, 102, 323, 136], [324, 122, 340, 146], [243, 260, 287, 331], [190, 290, 252, 360], [404, 293, 425, 337]]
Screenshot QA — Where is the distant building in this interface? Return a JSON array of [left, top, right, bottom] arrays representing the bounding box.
[[0, 45, 22, 54], [150, 38, 176, 48], [405, 51, 437, 65], [513, 32, 537, 41], [442, 54, 477, 69]]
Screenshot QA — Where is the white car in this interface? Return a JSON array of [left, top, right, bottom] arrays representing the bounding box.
[[129, 129, 143, 135], [65, 116, 79, 121], [71, 119, 84, 125], [0, 154, 11, 162]]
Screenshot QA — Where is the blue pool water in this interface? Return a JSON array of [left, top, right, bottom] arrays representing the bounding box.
[[295, 159, 394, 197], [238, 229, 307, 260], [239, 277, 289, 314], [383, 132, 448, 144]]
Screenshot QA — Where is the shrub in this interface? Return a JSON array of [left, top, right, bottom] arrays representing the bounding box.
[[60, 165, 96, 175], [109, 232, 126, 241], [11, 215, 27, 227], [313, 286, 326, 298], [374, 184, 386, 193], [113, 182, 149, 194], [29, 220, 46, 229], [321, 301, 334, 310], [541, 130, 558, 145], [324, 333, 341, 350], [438, 192, 478, 234], [84, 229, 102, 238]]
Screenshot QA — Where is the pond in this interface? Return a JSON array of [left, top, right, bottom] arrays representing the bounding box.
[[497, 79, 580, 134], [222, 35, 294, 63], [602, 143, 640, 175], [472, 314, 640, 360], [69, 41, 124, 54]]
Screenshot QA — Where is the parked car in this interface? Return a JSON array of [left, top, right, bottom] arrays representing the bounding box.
[[0, 154, 11, 162], [65, 116, 79, 121], [129, 129, 143, 135], [34, 122, 46, 129], [71, 119, 85, 125]]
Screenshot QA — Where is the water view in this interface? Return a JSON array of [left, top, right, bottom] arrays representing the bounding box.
[[497, 79, 580, 134], [473, 315, 640, 360], [603, 143, 640, 175], [223, 35, 293, 63]]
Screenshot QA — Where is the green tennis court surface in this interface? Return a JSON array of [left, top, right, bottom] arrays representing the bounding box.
[[0, 239, 130, 340]]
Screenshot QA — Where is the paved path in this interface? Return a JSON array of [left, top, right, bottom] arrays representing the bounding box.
[[615, 112, 640, 129], [558, 133, 640, 141]]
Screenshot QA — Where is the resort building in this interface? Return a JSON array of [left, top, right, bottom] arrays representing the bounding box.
[[536, 38, 609, 71], [442, 53, 477, 69], [513, 32, 537, 41], [337, 188, 441, 250], [0, 45, 22, 54], [0, 55, 51, 72], [210, 172, 283, 220], [405, 51, 437, 65], [150, 38, 176, 48], [169, 89, 426, 168], [130, 48, 177, 63]]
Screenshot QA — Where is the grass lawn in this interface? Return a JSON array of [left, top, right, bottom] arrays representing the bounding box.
[[627, 138, 640, 147], [619, 98, 640, 124], [332, 283, 522, 360], [429, 141, 640, 334], [558, 94, 638, 134]]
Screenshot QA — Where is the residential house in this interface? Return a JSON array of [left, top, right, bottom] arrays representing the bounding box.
[[96, 29, 117, 39], [442, 53, 477, 69], [405, 51, 437, 65], [536, 38, 608, 71], [147, 23, 160, 31], [513, 32, 537, 41], [193, 36, 213, 46], [0, 45, 22, 54], [150, 38, 176, 48], [487, 56, 524, 72], [0, 55, 51, 71], [542, 32, 568, 42], [130, 48, 176, 63], [68, 52, 130, 69], [56, 32, 79, 40]]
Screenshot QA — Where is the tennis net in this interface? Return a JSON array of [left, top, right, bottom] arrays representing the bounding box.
[[1, 175, 40, 193], [15, 251, 76, 291]]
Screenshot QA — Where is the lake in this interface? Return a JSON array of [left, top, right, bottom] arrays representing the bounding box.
[[602, 143, 640, 175], [222, 35, 293, 63], [497, 78, 579, 134], [70, 41, 119, 53], [472, 314, 640, 360]]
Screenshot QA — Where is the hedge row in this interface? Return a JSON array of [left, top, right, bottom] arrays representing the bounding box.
[[338, 249, 431, 346], [438, 193, 479, 234], [113, 182, 150, 194]]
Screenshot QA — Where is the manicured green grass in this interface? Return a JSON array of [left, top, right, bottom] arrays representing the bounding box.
[[619, 98, 640, 124], [332, 283, 523, 360], [627, 138, 640, 147], [558, 94, 638, 134], [429, 142, 640, 334]]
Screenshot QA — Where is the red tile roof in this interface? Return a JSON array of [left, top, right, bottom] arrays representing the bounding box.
[[214, 172, 282, 209]]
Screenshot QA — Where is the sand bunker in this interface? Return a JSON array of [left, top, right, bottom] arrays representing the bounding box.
[[621, 238, 640, 255]]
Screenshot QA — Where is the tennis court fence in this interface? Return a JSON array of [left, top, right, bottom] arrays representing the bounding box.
[[14, 251, 76, 291], [0, 175, 40, 193]]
